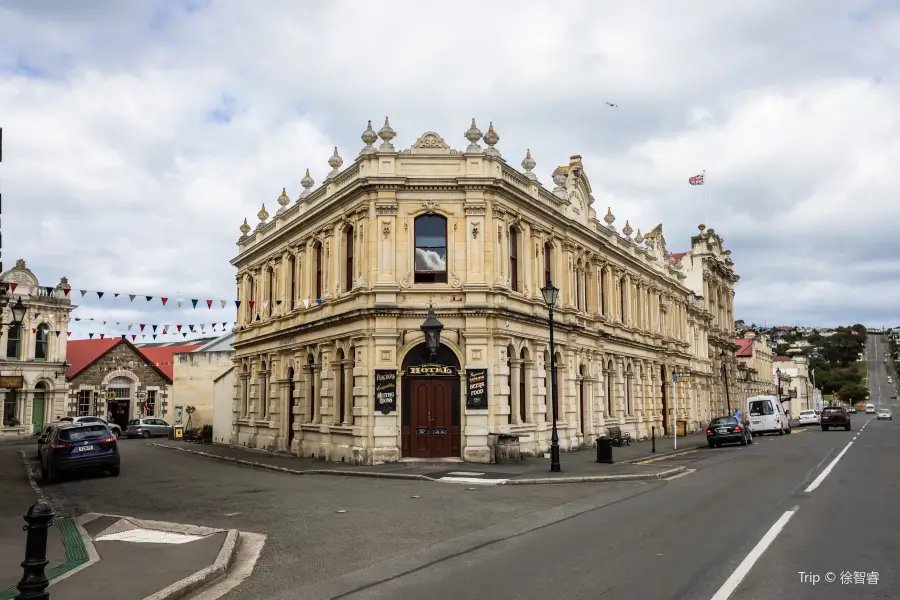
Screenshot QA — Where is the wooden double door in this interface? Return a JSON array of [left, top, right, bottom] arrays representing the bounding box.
[[404, 378, 461, 459]]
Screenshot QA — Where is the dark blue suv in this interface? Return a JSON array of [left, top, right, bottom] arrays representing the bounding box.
[[39, 422, 120, 483]]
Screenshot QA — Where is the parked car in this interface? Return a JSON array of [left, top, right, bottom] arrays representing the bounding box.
[[877, 409, 892, 420], [38, 423, 120, 482], [848, 407, 857, 414], [126, 418, 172, 439], [706, 415, 753, 448], [59, 416, 122, 438], [821, 406, 851, 431], [865, 403, 876, 414], [797, 410, 819, 426], [747, 395, 791, 436]]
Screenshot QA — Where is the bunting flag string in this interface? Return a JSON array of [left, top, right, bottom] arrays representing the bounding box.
[[66, 287, 240, 309], [72, 317, 232, 331]]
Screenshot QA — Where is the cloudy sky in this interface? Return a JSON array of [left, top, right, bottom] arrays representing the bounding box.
[[1, 0, 898, 336]]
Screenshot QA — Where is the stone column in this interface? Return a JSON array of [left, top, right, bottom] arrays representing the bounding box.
[[341, 360, 354, 426], [509, 357, 522, 424]]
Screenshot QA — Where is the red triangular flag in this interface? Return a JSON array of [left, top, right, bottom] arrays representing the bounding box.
[[67, 332, 72, 338], [162, 328, 168, 334], [9, 283, 17, 292], [63, 288, 70, 296], [140, 324, 146, 331], [100, 334, 105, 339], [114, 293, 119, 297], [132, 335, 136, 341], [161, 298, 168, 306], [206, 300, 213, 309], [177, 325, 182, 332], [32, 328, 36, 334], [249, 300, 255, 309]]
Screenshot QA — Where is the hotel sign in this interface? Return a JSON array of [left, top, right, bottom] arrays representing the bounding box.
[[0, 375, 24, 390], [406, 364, 457, 377]]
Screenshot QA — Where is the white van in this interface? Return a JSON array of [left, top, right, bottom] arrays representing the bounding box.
[[747, 395, 791, 436]]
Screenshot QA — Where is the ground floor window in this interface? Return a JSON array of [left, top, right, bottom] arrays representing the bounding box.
[[146, 390, 156, 417], [77, 390, 92, 416], [2, 391, 18, 426]]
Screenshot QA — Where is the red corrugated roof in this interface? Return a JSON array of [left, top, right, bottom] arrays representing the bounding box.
[[65, 339, 203, 381], [735, 338, 754, 357], [774, 355, 791, 362]]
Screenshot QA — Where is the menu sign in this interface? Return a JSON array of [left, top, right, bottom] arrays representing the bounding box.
[[374, 370, 397, 415], [406, 364, 457, 377], [466, 369, 488, 409], [0, 375, 24, 390]]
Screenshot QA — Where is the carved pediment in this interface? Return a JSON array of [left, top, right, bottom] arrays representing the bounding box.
[[1, 259, 39, 287], [407, 132, 456, 155]]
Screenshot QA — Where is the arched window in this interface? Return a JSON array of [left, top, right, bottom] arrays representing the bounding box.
[[345, 226, 354, 292], [241, 363, 249, 416], [606, 360, 614, 415], [509, 228, 519, 292], [575, 261, 582, 311], [35, 324, 50, 361], [259, 361, 268, 419], [248, 276, 256, 321], [619, 277, 626, 322], [336, 349, 346, 424], [267, 267, 275, 317], [414, 215, 447, 283], [600, 267, 607, 316], [6, 324, 21, 360], [544, 243, 553, 286], [314, 242, 323, 300], [287, 254, 296, 311]]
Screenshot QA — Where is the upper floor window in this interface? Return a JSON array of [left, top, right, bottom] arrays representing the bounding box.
[[619, 277, 627, 321], [35, 324, 50, 361], [345, 226, 354, 292], [314, 242, 323, 299], [544, 243, 552, 285], [509, 228, 519, 292], [267, 267, 275, 317], [6, 326, 21, 360], [287, 255, 296, 311], [414, 215, 447, 284]]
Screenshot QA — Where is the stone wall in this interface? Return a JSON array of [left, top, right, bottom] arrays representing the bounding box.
[[173, 350, 234, 428]]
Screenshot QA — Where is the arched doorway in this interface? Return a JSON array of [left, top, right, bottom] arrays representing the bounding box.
[[108, 376, 134, 431], [660, 365, 669, 435], [286, 367, 296, 447], [32, 383, 48, 434], [401, 343, 461, 458]]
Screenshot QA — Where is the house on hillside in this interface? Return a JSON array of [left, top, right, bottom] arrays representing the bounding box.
[[65, 338, 204, 431]]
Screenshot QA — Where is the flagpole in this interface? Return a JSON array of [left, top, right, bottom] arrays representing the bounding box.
[[702, 169, 707, 225]]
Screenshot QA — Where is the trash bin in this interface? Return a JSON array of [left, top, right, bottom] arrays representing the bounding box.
[[494, 434, 521, 464], [596, 436, 614, 464], [677, 420, 687, 436], [173, 425, 184, 440]]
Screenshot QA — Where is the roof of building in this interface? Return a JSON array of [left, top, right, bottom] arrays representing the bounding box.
[[213, 366, 235, 384], [134, 338, 216, 348], [66, 338, 203, 381], [774, 355, 791, 362], [193, 332, 235, 353], [735, 338, 754, 358], [665, 252, 687, 265]]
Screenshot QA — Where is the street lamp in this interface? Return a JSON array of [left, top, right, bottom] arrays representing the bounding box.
[[7, 296, 26, 328], [540, 280, 561, 472], [775, 367, 782, 404], [721, 348, 731, 414], [420, 304, 443, 361]]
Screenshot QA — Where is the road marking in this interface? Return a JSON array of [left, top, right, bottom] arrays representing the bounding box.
[[663, 468, 696, 480], [710, 506, 799, 600], [791, 429, 807, 434], [639, 450, 698, 464], [805, 440, 854, 493], [95, 528, 203, 544], [446, 471, 485, 476], [438, 476, 507, 485]]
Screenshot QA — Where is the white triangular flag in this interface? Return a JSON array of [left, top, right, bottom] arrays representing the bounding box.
[[220, 300, 227, 309]]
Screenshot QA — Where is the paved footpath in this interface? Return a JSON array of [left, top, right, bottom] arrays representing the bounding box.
[[148, 430, 709, 484]]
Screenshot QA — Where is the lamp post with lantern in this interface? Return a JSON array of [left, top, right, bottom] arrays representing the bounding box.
[[420, 304, 444, 360], [540, 280, 561, 472]]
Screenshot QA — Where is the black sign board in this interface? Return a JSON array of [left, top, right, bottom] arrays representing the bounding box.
[[466, 369, 488, 409], [374, 370, 397, 415], [406, 364, 457, 377]]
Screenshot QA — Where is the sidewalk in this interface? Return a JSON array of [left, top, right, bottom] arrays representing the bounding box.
[[149, 432, 708, 484]]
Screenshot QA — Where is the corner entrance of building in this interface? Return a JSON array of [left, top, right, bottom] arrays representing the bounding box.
[[401, 343, 461, 459]]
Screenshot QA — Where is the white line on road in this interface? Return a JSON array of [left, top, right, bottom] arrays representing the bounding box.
[[95, 528, 204, 544], [438, 476, 508, 485], [710, 506, 799, 600], [805, 440, 853, 493]]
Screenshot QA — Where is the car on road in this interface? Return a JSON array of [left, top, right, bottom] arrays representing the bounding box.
[[865, 403, 876, 414], [706, 416, 753, 448], [877, 409, 892, 420], [747, 395, 791, 436], [38, 422, 120, 483], [125, 418, 172, 439], [821, 406, 851, 431], [797, 410, 819, 426], [848, 407, 857, 414], [58, 415, 123, 438]]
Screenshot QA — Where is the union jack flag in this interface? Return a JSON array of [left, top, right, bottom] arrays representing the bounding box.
[[688, 173, 704, 185]]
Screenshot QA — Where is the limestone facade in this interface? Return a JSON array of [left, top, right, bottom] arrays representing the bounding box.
[[229, 120, 740, 464], [735, 332, 775, 402], [172, 333, 235, 429], [0, 259, 74, 437], [773, 355, 813, 416]]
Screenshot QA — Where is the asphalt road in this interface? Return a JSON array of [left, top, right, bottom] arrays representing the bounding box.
[[867, 334, 898, 409]]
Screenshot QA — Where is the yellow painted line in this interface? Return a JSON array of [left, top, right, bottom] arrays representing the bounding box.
[[639, 449, 698, 465], [791, 428, 808, 433]]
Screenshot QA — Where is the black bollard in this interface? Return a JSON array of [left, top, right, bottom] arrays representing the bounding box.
[[652, 426, 656, 453], [15, 501, 55, 600]]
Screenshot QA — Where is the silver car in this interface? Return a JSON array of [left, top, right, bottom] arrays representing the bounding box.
[[59, 416, 122, 438], [877, 409, 892, 420], [126, 418, 172, 438]]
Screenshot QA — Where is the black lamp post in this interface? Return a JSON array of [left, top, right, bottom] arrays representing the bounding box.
[[721, 349, 731, 413], [420, 304, 443, 361], [776, 367, 782, 404], [540, 281, 561, 472]]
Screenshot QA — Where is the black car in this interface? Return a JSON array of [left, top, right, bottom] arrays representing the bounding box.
[[38, 423, 120, 483], [821, 406, 851, 431], [706, 416, 752, 448]]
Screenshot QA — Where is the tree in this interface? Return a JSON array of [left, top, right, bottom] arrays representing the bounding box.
[[836, 383, 868, 404]]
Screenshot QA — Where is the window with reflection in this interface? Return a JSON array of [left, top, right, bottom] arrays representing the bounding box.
[[314, 242, 323, 299], [345, 226, 354, 292], [544, 243, 552, 285], [509, 228, 518, 291], [414, 215, 447, 283], [6, 325, 21, 360], [35, 324, 50, 361]]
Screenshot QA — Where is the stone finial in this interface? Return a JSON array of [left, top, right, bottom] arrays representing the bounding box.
[[240, 218, 251, 235], [299, 168, 314, 199], [521, 149, 537, 180], [464, 118, 482, 152], [634, 229, 644, 244], [604, 207, 615, 228], [377, 117, 396, 151], [550, 166, 568, 199], [257, 203, 269, 225], [276, 187, 290, 214], [698, 223, 706, 232], [724, 249, 732, 256], [325, 147, 343, 180], [360, 120, 377, 154], [483, 121, 500, 156], [622, 220, 633, 238]]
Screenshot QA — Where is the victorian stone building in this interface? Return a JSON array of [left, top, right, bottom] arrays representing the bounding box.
[[1, 259, 74, 437], [229, 118, 740, 464]]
